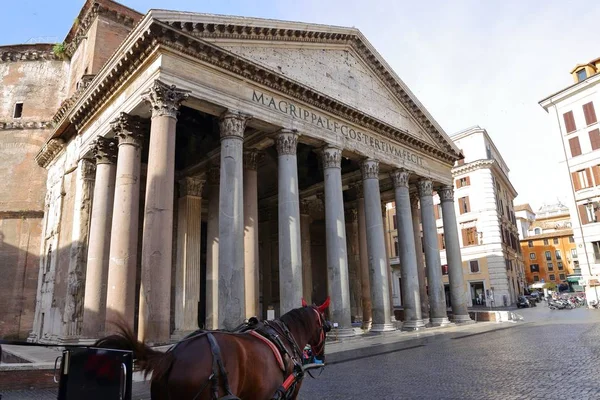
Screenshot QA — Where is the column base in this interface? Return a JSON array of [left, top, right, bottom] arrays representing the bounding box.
[[428, 317, 452, 327], [452, 314, 475, 324], [329, 327, 356, 340], [369, 322, 397, 333], [361, 320, 372, 331], [401, 319, 427, 331]]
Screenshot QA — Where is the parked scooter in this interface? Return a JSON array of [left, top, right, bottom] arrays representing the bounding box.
[[548, 299, 569, 310]]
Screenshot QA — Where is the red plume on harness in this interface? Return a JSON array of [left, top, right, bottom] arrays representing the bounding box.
[[316, 297, 330, 314], [301, 298, 308, 307]]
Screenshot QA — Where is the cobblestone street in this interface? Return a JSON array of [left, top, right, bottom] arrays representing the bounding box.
[[300, 306, 600, 399], [3, 306, 600, 399]]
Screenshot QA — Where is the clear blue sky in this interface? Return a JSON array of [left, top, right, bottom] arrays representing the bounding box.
[[3, 0, 600, 210]]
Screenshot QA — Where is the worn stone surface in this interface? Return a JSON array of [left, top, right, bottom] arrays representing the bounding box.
[[205, 167, 219, 329], [243, 151, 259, 319]]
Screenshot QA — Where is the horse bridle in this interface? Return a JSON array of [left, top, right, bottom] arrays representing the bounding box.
[[309, 306, 331, 358]]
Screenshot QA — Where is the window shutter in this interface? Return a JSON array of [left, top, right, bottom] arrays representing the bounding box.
[[564, 111, 576, 133], [465, 176, 471, 186], [572, 171, 581, 190], [458, 198, 464, 214], [569, 137, 582, 157], [593, 166, 600, 186], [579, 204, 589, 225], [465, 196, 471, 212], [434, 204, 439, 219], [586, 168, 593, 188], [455, 179, 461, 188], [590, 129, 600, 151], [437, 233, 443, 249], [583, 102, 597, 125], [461, 228, 467, 246]]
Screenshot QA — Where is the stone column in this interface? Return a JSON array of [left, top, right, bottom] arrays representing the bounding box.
[[411, 194, 430, 321], [105, 113, 145, 330], [390, 170, 425, 330], [346, 208, 363, 322], [322, 146, 354, 337], [382, 202, 395, 314], [354, 182, 372, 330], [82, 137, 117, 338], [276, 129, 303, 315], [205, 166, 220, 329], [138, 81, 189, 344], [439, 185, 472, 323], [62, 157, 96, 341], [173, 177, 204, 337], [218, 111, 248, 330], [259, 208, 273, 319], [361, 160, 395, 332], [300, 200, 313, 305], [244, 150, 260, 319], [418, 179, 450, 326]]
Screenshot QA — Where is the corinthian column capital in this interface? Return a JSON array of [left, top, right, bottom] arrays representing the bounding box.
[[91, 137, 117, 165], [361, 159, 379, 180], [390, 169, 411, 189], [276, 129, 299, 155], [322, 146, 342, 169], [110, 112, 146, 147], [219, 110, 250, 141], [352, 181, 364, 199], [244, 150, 259, 170], [179, 177, 205, 198], [417, 179, 433, 197], [142, 80, 190, 119], [438, 185, 454, 202]]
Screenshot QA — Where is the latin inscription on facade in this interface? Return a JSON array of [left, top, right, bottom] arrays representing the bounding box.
[[252, 90, 425, 167]]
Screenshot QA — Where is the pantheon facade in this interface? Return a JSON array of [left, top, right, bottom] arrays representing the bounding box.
[[29, 3, 472, 345]]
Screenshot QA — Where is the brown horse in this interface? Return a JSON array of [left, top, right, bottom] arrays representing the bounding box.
[[95, 298, 331, 400]]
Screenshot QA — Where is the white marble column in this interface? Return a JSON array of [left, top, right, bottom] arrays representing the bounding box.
[[362, 160, 395, 333], [244, 150, 259, 319], [382, 202, 395, 316], [300, 200, 313, 305], [205, 166, 220, 329], [138, 81, 189, 344], [346, 208, 363, 322], [354, 183, 372, 330], [82, 137, 117, 338], [322, 146, 354, 337], [439, 185, 472, 323], [391, 170, 425, 330], [105, 113, 145, 331], [218, 111, 248, 330], [173, 177, 204, 337], [276, 129, 303, 314], [418, 179, 450, 327], [411, 194, 430, 321]]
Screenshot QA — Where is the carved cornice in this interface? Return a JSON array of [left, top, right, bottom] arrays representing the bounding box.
[[53, 75, 95, 126], [35, 138, 65, 168], [142, 80, 189, 118], [53, 21, 457, 168], [0, 44, 58, 62], [0, 121, 53, 130], [91, 137, 117, 165], [110, 113, 146, 147], [322, 146, 342, 169], [276, 129, 298, 155], [179, 177, 205, 197], [390, 169, 411, 189], [243, 149, 259, 170], [361, 159, 379, 180], [438, 185, 454, 203], [219, 110, 249, 140], [417, 179, 433, 198]]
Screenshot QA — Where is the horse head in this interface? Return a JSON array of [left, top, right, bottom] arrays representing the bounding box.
[[302, 297, 331, 358]]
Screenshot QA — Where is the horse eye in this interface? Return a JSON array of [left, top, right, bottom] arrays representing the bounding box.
[[324, 321, 332, 332]]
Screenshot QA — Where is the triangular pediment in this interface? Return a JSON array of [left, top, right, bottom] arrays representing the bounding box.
[[149, 10, 461, 157]]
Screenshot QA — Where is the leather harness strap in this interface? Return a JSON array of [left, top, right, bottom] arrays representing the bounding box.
[[206, 333, 239, 400], [249, 330, 286, 371]]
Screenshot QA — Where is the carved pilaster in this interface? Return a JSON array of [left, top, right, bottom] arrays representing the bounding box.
[[179, 177, 205, 198], [142, 80, 190, 119], [81, 157, 96, 180], [315, 193, 325, 212], [417, 179, 433, 197], [438, 185, 455, 203], [300, 199, 312, 216], [347, 208, 358, 223], [352, 182, 364, 199], [219, 110, 249, 140], [410, 193, 420, 209], [243, 150, 259, 170], [322, 146, 342, 169], [110, 113, 146, 147], [276, 129, 299, 155], [91, 137, 117, 165], [390, 169, 411, 189], [361, 159, 379, 180], [207, 165, 220, 186]]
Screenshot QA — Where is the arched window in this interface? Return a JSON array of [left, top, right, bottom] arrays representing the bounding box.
[[534, 227, 542, 235]]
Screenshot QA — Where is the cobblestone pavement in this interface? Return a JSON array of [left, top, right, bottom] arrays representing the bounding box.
[[3, 305, 599, 399], [299, 305, 600, 399]]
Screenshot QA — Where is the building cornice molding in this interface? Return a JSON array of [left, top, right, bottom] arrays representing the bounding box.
[[42, 19, 459, 167], [0, 45, 59, 62], [0, 121, 53, 130], [35, 138, 65, 168]]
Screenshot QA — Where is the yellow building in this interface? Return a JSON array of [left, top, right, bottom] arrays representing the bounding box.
[[516, 203, 578, 287]]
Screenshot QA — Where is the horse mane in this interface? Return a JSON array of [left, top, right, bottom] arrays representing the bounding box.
[[279, 307, 315, 338]]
